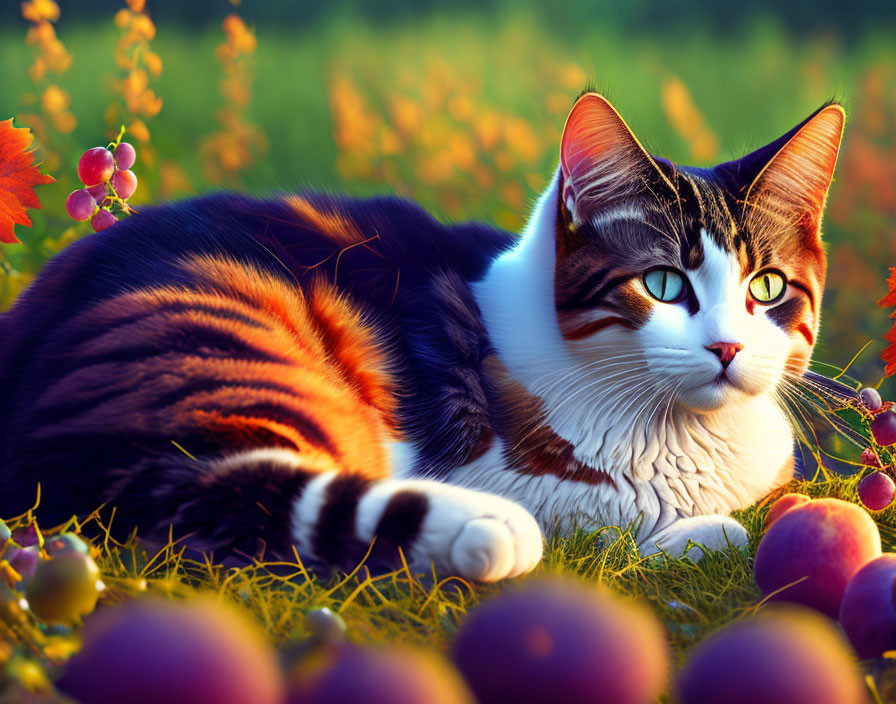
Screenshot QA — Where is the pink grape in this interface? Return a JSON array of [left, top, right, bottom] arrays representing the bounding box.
[[871, 410, 896, 446], [860, 447, 882, 468], [66, 189, 97, 221], [111, 169, 138, 199], [114, 141, 136, 170], [857, 471, 895, 511], [91, 209, 117, 232], [87, 183, 108, 202], [78, 147, 115, 187], [860, 387, 883, 411]]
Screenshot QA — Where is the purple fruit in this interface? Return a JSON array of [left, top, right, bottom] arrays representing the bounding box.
[[765, 493, 811, 529], [451, 579, 668, 704], [754, 498, 881, 617], [86, 183, 108, 202], [872, 410, 896, 446], [858, 471, 895, 511], [78, 147, 115, 187], [58, 597, 284, 704], [90, 208, 117, 232], [840, 554, 896, 658], [676, 607, 868, 704], [66, 189, 96, 221], [8, 546, 40, 582], [861, 387, 883, 411], [861, 447, 882, 468], [113, 141, 136, 170], [288, 645, 473, 704]]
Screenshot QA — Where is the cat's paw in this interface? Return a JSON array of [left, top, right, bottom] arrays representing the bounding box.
[[640, 515, 748, 561], [409, 483, 543, 581]]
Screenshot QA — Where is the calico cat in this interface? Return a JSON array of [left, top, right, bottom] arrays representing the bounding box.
[[0, 93, 844, 581]]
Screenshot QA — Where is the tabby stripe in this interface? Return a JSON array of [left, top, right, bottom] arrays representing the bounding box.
[[556, 269, 610, 310], [367, 490, 429, 566], [205, 401, 337, 456], [149, 379, 306, 413], [312, 474, 375, 567], [796, 323, 815, 346], [73, 320, 296, 367], [787, 280, 817, 314], [562, 316, 635, 341]]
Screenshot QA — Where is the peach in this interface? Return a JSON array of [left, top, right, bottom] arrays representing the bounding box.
[[676, 607, 868, 704], [753, 498, 881, 617], [451, 578, 668, 704], [288, 645, 474, 704], [57, 597, 283, 704], [839, 554, 896, 659], [764, 493, 811, 529]]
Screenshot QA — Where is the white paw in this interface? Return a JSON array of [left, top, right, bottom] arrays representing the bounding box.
[[641, 515, 749, 561], [411, 483, 543, 581]]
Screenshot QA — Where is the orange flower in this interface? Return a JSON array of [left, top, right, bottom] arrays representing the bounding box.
[[661, 76, 718, 163], [21, 0, 59, 23]]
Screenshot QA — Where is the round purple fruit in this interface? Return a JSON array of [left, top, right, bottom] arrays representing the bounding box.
[[451, 578, 668, 704], [861, 447, 882, 468], [764, 493, 811, 530], [58, 597, 283, 704], [858, 471, 895, 511], [840, 554, 896, 659], [676, 607, 868, 704], [754, 498, 881, 617], [288, 645, 473, 704], [872, 410, 896, 446], [861, 387, 883, 412]]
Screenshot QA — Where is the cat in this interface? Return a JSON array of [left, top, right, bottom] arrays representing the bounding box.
[[0, 92, 845, 581]]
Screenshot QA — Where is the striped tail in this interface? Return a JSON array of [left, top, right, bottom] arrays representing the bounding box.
[[131, 447, 543, 580]]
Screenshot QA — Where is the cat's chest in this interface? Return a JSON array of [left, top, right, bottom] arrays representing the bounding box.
[[399, 395, 793, 537]]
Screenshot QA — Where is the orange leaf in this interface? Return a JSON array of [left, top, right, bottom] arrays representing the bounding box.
[[0, 118, 55, 244], [880, 268, 896, 377]]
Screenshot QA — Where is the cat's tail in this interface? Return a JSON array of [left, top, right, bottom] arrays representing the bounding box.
[[122, 447, 543, 581]]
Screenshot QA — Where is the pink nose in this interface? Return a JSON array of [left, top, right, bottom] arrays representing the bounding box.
[[705, 342, 743, 369]]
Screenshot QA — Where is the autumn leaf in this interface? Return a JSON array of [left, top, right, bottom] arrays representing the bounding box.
[[879, 267, 896, 377], [0, 118, 55, 244]]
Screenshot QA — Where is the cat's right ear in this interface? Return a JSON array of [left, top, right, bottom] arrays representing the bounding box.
[[560, 92, 671, 227]]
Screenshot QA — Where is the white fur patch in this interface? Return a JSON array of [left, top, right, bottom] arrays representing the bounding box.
[[469, 175, 796, 548]]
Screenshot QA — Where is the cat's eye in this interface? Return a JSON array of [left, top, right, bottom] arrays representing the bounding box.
[[642, 267, 686, 303], [749, 270, 787, 304]]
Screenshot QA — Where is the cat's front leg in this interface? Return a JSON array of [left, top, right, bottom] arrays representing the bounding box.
[[293, 475, 544, 581], [638, 515, 749, 560]]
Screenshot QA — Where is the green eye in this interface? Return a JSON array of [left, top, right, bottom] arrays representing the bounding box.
[[643, 268, 686, 303], [749, 271, 786, 303]]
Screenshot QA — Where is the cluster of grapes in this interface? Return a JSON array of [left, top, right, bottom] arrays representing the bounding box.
[[65, 132, 137, 232]]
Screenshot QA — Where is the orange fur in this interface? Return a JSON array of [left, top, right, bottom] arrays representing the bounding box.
[[283, 195, 366, 245]]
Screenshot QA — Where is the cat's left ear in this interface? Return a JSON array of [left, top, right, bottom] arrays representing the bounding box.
[[559, 92, 672, 226], [743, 103, 845, 237]]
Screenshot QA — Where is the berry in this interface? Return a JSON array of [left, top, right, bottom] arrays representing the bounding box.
[[25, 552, 100, 623], [114, 141, 136, 170], [857, 471, 895, 511], [305, 607, 346, 645], [111, 169, 138, 200], [840, 554, 896, 658], [860, 447, 882, 468], [91, 209, 117, 233], [87, 183, 108, 202], [8, 546, 40, 583], [860, 387, 883, 411], [871, 410, 896, 446], [78, 147, 115, 187], [66, 189, 97, 221], [45, 533, 90, 557]]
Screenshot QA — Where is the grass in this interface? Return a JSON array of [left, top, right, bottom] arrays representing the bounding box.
[[2, 471, 894, 702]]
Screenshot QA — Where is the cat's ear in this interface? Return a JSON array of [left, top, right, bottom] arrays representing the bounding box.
[[560, 92, 671, 226], [743, 103, 845, 238]]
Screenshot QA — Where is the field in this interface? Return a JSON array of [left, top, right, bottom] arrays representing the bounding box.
[[1, 3, 896, 701]]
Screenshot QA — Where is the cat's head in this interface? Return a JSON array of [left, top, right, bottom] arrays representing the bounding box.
[[553, 93, 844, 412]]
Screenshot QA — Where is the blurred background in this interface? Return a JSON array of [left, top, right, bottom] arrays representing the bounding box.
[[1, 0, 894, 392]]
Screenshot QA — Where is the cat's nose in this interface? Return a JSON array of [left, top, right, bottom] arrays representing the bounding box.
[[705, 342, 743, 369]]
